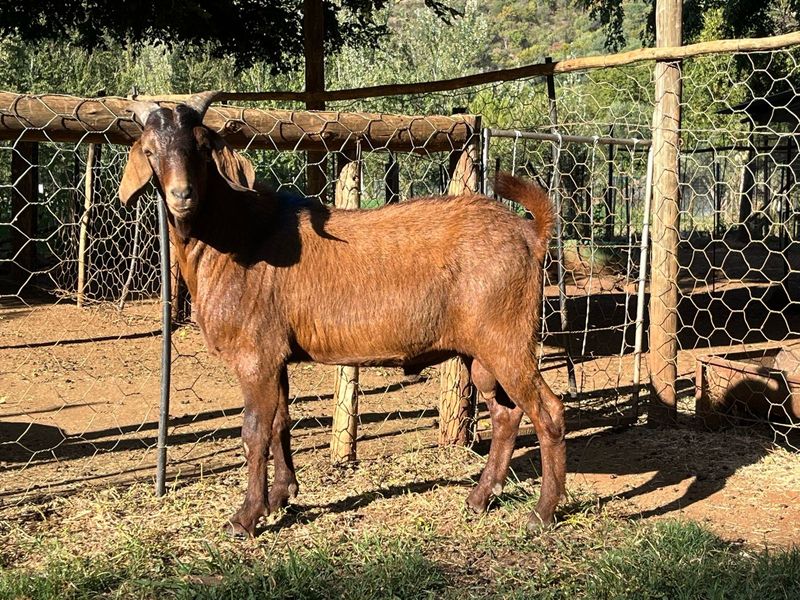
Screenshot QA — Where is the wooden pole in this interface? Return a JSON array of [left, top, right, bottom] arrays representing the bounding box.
[[304, 0, 327, 201], [0, 92, 475, 154], [76, 143, 97, 307], [438, 122, 480, 446], [647, 0, 683, 426], [330, 149, 361, 464], [10, 142, 38, 283], [130, 31, 800, 104]]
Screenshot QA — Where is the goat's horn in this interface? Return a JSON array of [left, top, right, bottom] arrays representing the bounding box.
[[183, 91, 222, 120], [128, 100, 160, 127]]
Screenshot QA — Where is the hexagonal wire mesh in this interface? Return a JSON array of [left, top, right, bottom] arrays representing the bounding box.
[[2, 44, 800, 510]]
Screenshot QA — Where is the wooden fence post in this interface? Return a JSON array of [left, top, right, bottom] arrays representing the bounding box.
[[77, 143, 97, 307], [648, 0, 683, 426], [330, 149, 361, 463], [438, 118, 479, 446], [10, 142, 38, 283], [304, 0, 328, 201]]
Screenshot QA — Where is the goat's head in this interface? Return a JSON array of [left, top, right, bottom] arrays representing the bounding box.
[[118, 91, 255, 231]]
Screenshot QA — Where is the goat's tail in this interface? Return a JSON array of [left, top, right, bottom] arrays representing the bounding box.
[[494, 172, 556, 261]]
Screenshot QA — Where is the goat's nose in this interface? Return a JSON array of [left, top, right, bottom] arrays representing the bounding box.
[[170, 186, 193, 201]]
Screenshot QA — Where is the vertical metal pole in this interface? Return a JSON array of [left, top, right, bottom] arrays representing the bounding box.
[[605, 126, 616, 240], [632, 146, 655, 409], [625, 174, 631, 243], [481, 127, 491, 196], [156, 193, 172, 497], [782, 139, 794, 280], [712, 155, 721, 295], [545, 56, 578, 399]]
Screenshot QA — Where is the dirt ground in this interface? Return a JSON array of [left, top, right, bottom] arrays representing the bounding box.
[[2, 291, 800, 550]]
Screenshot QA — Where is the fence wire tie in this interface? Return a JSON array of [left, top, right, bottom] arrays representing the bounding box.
[[511, 129, 523, 176]]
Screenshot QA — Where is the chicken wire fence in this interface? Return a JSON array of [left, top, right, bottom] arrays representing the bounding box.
[[2, 41, 800, 509]]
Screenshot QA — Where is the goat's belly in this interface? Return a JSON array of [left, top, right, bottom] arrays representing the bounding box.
[[291, 320, 451, 367], [300, 350, 456, 368]]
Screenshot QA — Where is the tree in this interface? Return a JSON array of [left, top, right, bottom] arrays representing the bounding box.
[[0, 0, 460, 73], [578, 0, 800, 50]]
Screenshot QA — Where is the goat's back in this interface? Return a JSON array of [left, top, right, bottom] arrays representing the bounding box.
[[272, 193, 547, 365]]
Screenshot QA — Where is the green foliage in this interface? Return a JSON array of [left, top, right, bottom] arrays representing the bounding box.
[[479, 0, 650, 69]]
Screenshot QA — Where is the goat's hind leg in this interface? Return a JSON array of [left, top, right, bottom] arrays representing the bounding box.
[[466, 359, 524, 513], [491, 362, 566, 531], [226, 369, 281, 539], [267, 367, 299, 513]]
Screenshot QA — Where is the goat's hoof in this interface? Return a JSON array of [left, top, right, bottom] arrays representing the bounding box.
[[525, 511, 556, 535], [465, 488, 491, 514], [268, 481, 300, 513], [223, 519, 253, 540]]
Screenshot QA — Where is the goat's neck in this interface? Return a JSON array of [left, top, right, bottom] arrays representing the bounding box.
[[168, 176, 277, 301]]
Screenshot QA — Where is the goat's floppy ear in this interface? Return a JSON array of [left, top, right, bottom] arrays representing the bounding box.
[[119, 139, 153, 207], [197, 128, 256, 191]]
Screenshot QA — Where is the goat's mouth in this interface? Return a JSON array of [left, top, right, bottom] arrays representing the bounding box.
[[167, 200, 197, 221], [170, 206, 195, 219]]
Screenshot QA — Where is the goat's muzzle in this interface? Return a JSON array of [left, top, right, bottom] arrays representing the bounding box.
[[165, 186, 197, 221]]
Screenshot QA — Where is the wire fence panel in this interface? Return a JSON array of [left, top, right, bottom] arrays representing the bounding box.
[[3, 42, 800, 512], [675, 50, 800, 447], [0, 104, 468, 507]]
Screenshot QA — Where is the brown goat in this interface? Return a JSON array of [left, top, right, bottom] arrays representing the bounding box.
[[119, 92, 566, 538]]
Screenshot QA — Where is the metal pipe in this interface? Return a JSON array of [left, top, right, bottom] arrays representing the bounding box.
[[545, 57, 578, 399], [155, 192, 172, 497], [632, 146, 655, 409], [481, 127, 491, 196], [488, 128, 651, 149]]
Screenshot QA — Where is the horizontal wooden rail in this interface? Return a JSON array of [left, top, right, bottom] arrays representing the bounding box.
[[137, 31, 800, 103], [0, 91, 475, 152]]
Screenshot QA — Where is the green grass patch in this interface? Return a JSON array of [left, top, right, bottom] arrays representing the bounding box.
[[583, 520, 800, 600], [502, 520, 800, 600], [0, 534, 446, 600]]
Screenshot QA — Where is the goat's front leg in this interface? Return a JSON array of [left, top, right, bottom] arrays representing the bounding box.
[[226, 370, 281, 538], [267, 367, 298, 513]]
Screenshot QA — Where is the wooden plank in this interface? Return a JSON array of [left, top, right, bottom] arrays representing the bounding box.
[[0, 92, 475, 153], [330, 150, 361, 464], [10, 141, 38, 282], [647, 0, 683, 426]]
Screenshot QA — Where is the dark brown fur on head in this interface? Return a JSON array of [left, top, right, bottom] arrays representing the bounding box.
[[118, 97, 566, 539], [119, 102, 254, 238]]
